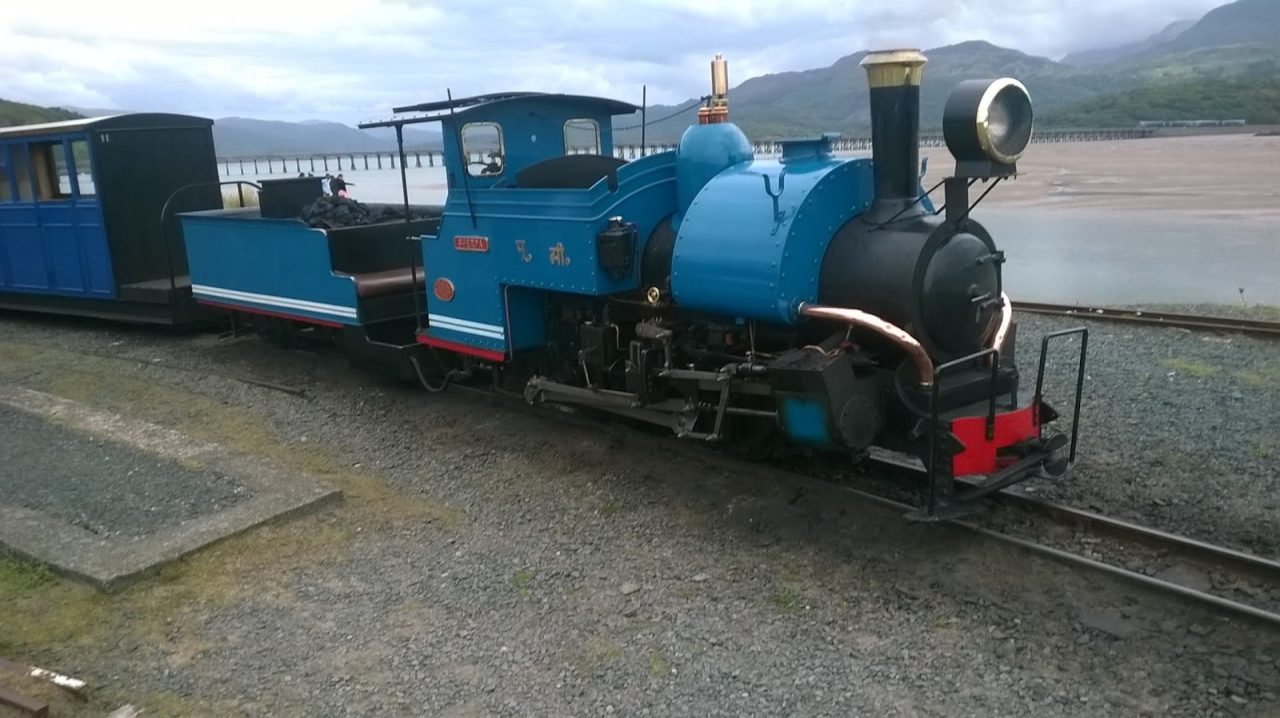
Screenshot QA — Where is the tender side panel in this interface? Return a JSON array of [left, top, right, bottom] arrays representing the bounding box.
[[180, 212, 359, 326]]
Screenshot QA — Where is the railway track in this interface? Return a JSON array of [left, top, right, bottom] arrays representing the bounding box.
[[823, 473, 1280, 629], [964, 483, 1280, 629], [1012, 301, 1280, 340]]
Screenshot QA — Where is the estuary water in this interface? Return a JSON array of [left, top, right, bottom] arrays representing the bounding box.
[[225, 165, 1280, 307]]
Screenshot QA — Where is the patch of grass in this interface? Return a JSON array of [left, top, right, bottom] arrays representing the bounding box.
[[1251, 305, 1280, 322], [772, 585, 803, 614], [0, 556, 112, 658], [0, 558, 111, 658], [1251, 443, 1272, 460], [600, 501, 620, 517], [647, 650, 672, 676], [510, 569, 535, 596], [1237, 366, 1280, 392], [569, 636, 622, 677], [131, 690, 248, 716], [0, 554, 54, 597], [1159, 357, 1219, 378]]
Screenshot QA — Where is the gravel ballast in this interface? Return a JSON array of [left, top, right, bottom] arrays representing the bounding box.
[[0, 404, 252, 538], [1015, 312, 1280, 557], [0, 311, 1277, 717]]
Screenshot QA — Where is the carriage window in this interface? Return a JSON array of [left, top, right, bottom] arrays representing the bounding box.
[[28, 141, 69, 200], [564, 118, 600, 155], [69, 139, 94, 196], [0, 148, 11, 203], [461, 122, 504, 177], [10, 145, 33, 201]]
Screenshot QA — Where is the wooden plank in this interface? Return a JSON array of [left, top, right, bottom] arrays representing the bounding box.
[[0, 684, 49, 717]]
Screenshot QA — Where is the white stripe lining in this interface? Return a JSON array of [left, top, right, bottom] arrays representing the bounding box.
[[427, 313, 505, 333], [192, 284, 358, 319], [429, 319, 505, 340]]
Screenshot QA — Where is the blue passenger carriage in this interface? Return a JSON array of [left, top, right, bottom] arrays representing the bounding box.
[[0, 114, 221, 323]]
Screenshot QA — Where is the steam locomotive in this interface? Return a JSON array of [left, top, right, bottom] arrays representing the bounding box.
[[0, 49, 1086, 519]]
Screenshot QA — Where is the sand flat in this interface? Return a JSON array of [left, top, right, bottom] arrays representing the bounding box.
[[922, 133, 1280, 215]]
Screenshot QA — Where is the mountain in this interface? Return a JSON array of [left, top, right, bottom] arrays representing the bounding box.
[[211, 117, 442, 156], [0, 106, 444, 156], [1041, 0, 1280, 125], [1042, 75, 1280, 126], [1062, 20, 1195, 66], [0, 98, 82, 127], [1147, 0, 1280, 54], [615, 41, 1107, 143], [619, 0, 1280, 141]]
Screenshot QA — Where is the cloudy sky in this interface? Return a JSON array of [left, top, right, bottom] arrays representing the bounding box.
[[3, 0, 1228, 126]]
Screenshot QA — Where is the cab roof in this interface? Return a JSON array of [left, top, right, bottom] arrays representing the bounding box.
[[358, 92, 639, 130], [0, 113, 214, 139]]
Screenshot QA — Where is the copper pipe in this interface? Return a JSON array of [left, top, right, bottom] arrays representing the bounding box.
[[797, 303, 934, 387], [990, 291, 1013, 353]]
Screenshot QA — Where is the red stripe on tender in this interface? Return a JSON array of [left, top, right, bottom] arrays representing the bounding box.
[[195, 299, 345, 329], [416, 333, 506, 363], [949, 404, 1040, 476]]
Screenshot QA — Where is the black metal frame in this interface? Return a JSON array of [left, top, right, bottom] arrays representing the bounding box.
[[1034, 327, 1089, 463], [921, 347, 1000, 518], [911, 326, 1089, 521]]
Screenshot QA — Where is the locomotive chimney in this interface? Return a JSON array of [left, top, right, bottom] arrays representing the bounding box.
[[860, 49, 927, 205]]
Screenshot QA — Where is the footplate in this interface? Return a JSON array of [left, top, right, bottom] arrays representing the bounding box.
[[908, 327, 1088, 521]]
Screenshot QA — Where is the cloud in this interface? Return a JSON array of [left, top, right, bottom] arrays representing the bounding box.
[[1, 0, 1229, 124]]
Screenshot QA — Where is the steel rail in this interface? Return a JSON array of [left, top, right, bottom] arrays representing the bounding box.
[[872, 482, 1280, 629], [1012, 301, 1280, 339], [982, 487, 1280, 584]]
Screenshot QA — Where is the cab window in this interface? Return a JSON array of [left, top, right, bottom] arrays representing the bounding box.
[[564, 118, 600, 155], [461, 122, 504, 177]]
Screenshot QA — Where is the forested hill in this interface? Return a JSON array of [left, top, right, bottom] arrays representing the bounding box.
[[0, 98, 82, 127]]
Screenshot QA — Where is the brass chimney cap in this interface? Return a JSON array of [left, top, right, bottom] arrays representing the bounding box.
[[860, 49, 928, 88]]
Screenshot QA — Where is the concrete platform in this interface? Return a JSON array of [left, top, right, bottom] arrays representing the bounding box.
[[0, 384, 341, 590]]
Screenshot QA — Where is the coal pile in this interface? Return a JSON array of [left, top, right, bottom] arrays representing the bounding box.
[[300, 196, 435, 229]]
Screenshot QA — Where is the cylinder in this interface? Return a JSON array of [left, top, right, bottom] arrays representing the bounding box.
[[860, 49, 926, 203]]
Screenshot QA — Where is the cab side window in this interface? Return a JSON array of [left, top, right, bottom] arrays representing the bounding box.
[[564, 118, 600, 155], [461, 122, 504, 177]]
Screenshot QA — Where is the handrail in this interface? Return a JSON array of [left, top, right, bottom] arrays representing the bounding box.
[[157, 180, 263, 299], [797, 302, 935, 387], [986, 291, 1013, 367]]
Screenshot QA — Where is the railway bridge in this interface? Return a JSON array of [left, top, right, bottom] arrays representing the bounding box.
[[216, 127, 1157, 177]]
